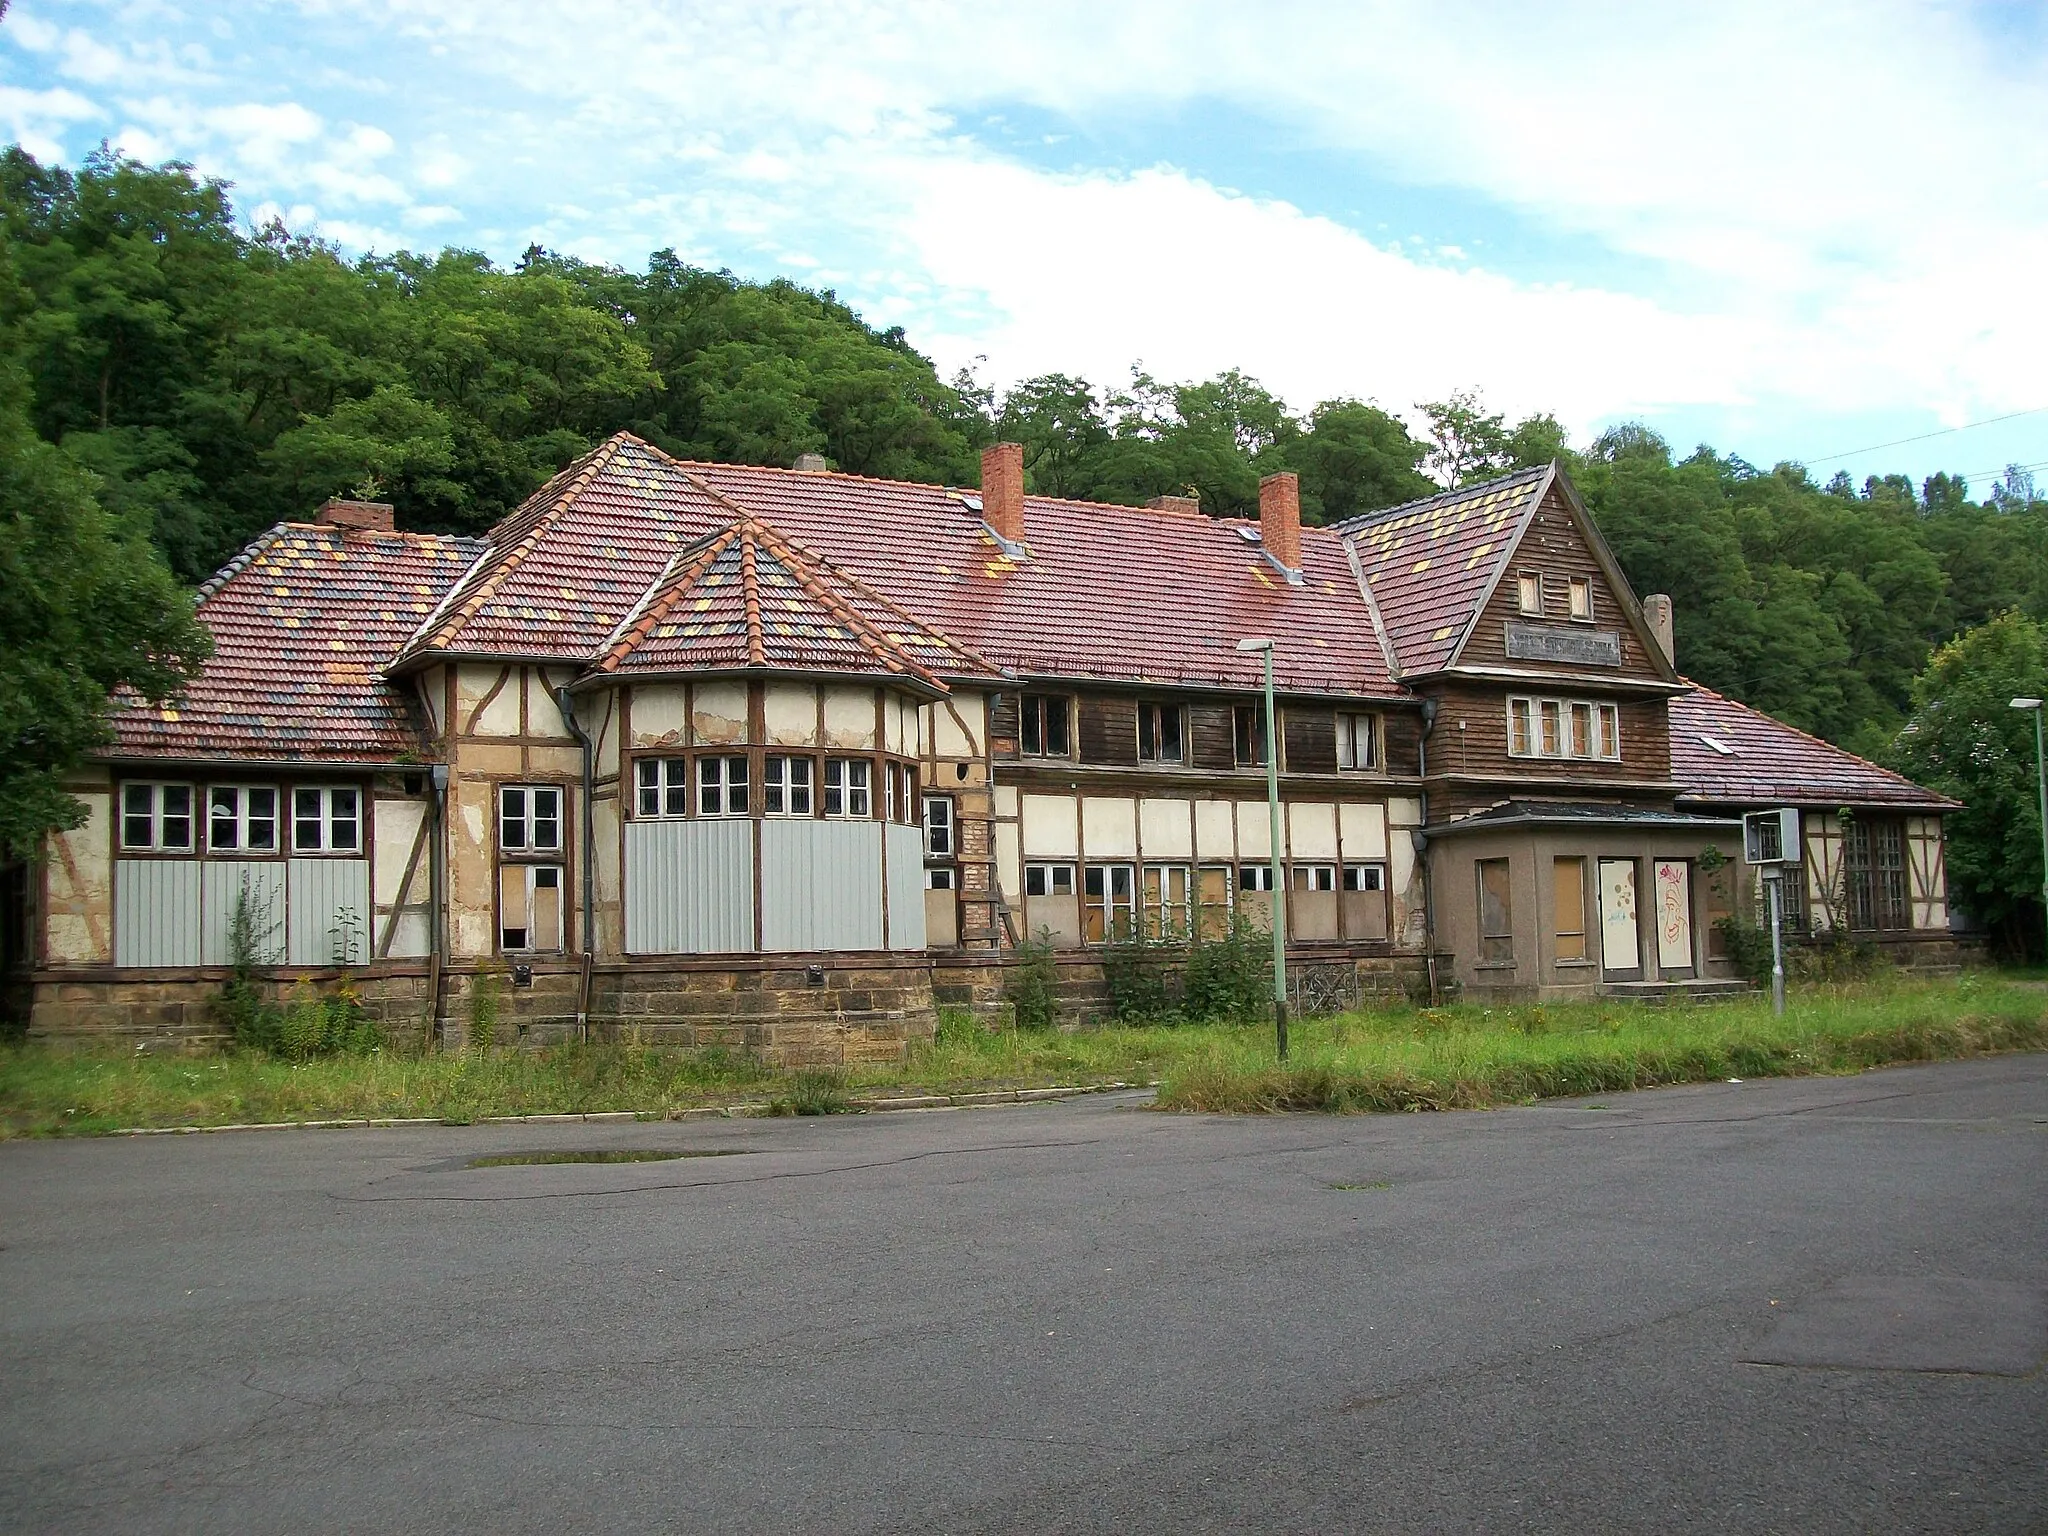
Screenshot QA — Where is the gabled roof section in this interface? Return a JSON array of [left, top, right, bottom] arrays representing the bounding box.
[[1670, 684, 1957, 810], [1333, 466, 1552, 677], [111, 522, 484, 762], [594, 514, 1002, 692]]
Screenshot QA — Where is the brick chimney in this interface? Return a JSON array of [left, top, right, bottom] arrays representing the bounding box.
[[1643, 593, 1675, 668], [980, 442, 1025, 545], [1259, 471, 1302, 575], [1146, 493, 1201, 516], [315, 497, 395, 533]]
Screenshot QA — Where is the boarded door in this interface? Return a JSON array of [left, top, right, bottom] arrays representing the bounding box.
[[1598, 858, 1641, 978], [1653, 859, 1694, 977]]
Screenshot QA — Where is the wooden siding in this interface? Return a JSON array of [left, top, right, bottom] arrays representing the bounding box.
[[1078, 695, 1139, 767], [1283, 706, 1339, 775], [1456, 488, 1663, 679], [1423, 682, 1672, 786], [1189, 703, 1236, 772]]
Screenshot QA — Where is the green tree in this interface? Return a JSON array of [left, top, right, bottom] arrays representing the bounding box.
[[1889, 612, 2048, 957], [0, 366, 211, 856]]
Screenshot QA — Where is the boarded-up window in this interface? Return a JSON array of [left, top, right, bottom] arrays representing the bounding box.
[[1568, 576, 1593, 619], [1517, 572, 1543, 615], [1196, 866, 1234, 938], [1478, 858, 1513, 964], [500, 863, 562, 952], [1553, 856, 1587, 961], [1142, 865, 1190, 938], [1083, 863, 1136, 942], [1282, 707, 1338, 775]]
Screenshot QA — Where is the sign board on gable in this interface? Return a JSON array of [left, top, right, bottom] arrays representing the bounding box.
[[1504, 621, 1623, 667]]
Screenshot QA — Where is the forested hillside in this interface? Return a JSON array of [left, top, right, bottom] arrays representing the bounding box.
[[5, 146, 2045, 761]]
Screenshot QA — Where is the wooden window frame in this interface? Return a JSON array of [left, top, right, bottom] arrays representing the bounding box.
[[923, 794, 955, 857], [1232, 704, 1269, 768], [1477, 857, 1514, 965], [1553, 855, 1589, 963], [1135, 701, 1186, 764], [1517, 571, 1544, 616], [1507, 695, 1623, 762], [696, 754, 751, 817], [1019, 693, 1072, 758], [497, 783, 564, 856], [1567, 576, 1594, 622], [925, 867, 958, 891], [293, 784, 364, 856], [499, 861, 565, 954], [634, 756, 691, 819], [1335, 712, 1379, 772], [763, 754, 815, 818], [1341, 863, 1384, 893], [822, 757, 872, 819]]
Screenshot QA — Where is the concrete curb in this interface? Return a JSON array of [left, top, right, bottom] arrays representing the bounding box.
[[100, 1083, 1148, 1136]]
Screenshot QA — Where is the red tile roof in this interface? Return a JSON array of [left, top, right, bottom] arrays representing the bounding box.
[[1333, 465, 1551, 676], [109, 522, 484, 762], [1670, 684, 1955, 810], [595, 514, 1002, 689], [402, 435, 1400, 697]]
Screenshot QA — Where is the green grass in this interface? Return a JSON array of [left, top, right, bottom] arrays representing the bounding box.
[[3, 974, 2044, 1136]]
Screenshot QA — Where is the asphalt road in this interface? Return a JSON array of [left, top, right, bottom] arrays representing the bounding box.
[[3, 1057, 2046, 1535]]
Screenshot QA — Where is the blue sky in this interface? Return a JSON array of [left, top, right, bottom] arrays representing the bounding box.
[[4, 0, 2046, 494]]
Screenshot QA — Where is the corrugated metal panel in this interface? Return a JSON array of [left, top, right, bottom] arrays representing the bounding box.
[[884, 823, 927, 951], [114, 860, 204, 967], [199, 861, 288, 965], [761, 820, 883, 953], [287, 859, 372, 965], [625, 819, 754, 954]]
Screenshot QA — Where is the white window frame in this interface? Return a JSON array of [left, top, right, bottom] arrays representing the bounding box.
[[635, 757, 690, 818], [207, 785, 280, 854], [1335, 712, 1378, 771], [1237, 864, 1276, 893], [1142, 863, 1192, 938], [1025, 862, 1074, 898], [1507, 696, 1622, 762], [293, 785, 363, 855], [1083, 863, 1137, 942], [763, 755, 815, 817], [497, 784, 563, 854], [121, 781, 196, 852], [697, 755, 750, 817], [499, 862, 564, 953], [1291, 863, 1337, 892], [1342, 862, 1385, 892], [823, 758, 871, 819], [925, 867, 957, 891], [923, 794, 955, 857]]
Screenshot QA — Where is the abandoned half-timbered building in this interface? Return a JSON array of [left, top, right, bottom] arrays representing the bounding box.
[[10, 435, 1966, 1054]]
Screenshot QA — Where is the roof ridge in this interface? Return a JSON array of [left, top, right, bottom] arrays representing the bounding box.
[[1330, 462, 1553, 535], [741, 515, 948, 688], [403, 434, 634, 658], [593, 526, 744, 672], [195, 523, 288, 605]]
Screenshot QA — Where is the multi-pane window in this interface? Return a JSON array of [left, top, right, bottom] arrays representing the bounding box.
[[764, 755, 814, 817], [698, 755, 750, 816], [1020, 693, 1071, 757], [883, 762, 917, 824], [635, 757, 690, 817], [1025, 863, 1074, 898], [500, 863, 563, 952], [121, 782, 195, 852], [1517, 572, 1543, 615], [1844, 816, 1909, 931], [1567, 576, 1593, 620], [1237, 864, 1276, 892], [1478, 858, 1514, 964], [208, 786, 279, 853], [294, 786, 362, 853], [1136, 702, 1185, 763], [1083, 863, 1136, 942], [1342, 864, 1384, 893], [1508, 696, 1621, 761], [1291, 863, 1337, 892], [1553, 856, 1588, 961], [1232, 705, 1268, 767], [498, 785, 562, 853], [923, 795, 955, 857], [1336, 712, 1378, 771], [1142, 865, 1191, 938], [823, 758, 871, 818], [1197, 866, 1234, 937]]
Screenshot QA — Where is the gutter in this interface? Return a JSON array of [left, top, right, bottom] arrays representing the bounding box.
[[555, 686, 597, 1041]]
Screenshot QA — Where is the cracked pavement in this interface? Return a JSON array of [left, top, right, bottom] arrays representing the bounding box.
[[3, 1057, 2045, 1533]]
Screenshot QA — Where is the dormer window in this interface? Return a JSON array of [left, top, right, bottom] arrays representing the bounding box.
[[1568, 576, 1593, 620], [1517, 572, 1543, 616]]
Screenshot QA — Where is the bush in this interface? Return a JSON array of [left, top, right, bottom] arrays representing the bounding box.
[[213, 882, 282, 1051], [771, 1069, 851, 1116], [1005, 930, 1061, 1031], [1791, 929, 1887, 984], [1102, 929, 1174, 1022], [1182, 910, 1271, 1024], [1713, 915, 1777, 984]]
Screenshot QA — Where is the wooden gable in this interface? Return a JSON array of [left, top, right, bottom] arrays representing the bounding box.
[[1450, 480, 1672, 684]]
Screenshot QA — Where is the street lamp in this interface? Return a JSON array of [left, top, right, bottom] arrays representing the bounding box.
[[2010, 696, 2048, 960], [1237, 637, 1289, 1060]]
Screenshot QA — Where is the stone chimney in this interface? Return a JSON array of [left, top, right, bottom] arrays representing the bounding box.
[[792, 452, 829, 473], [315, 497, 395, 533], [981, 441, 1025, 545], [1259, 471, 1302, 576], [1643, 593, 1675, 668], [1146, 493, 1201, 516]]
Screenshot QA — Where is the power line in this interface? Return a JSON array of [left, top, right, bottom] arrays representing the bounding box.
[[1803, 405, 2048, 466]]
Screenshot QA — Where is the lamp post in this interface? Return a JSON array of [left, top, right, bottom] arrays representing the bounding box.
[[1236, 637, 1288, 1060], [2010, 696, 2048, 960]]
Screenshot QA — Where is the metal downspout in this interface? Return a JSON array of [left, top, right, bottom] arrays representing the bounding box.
[[556, 686, 596, 1041]]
